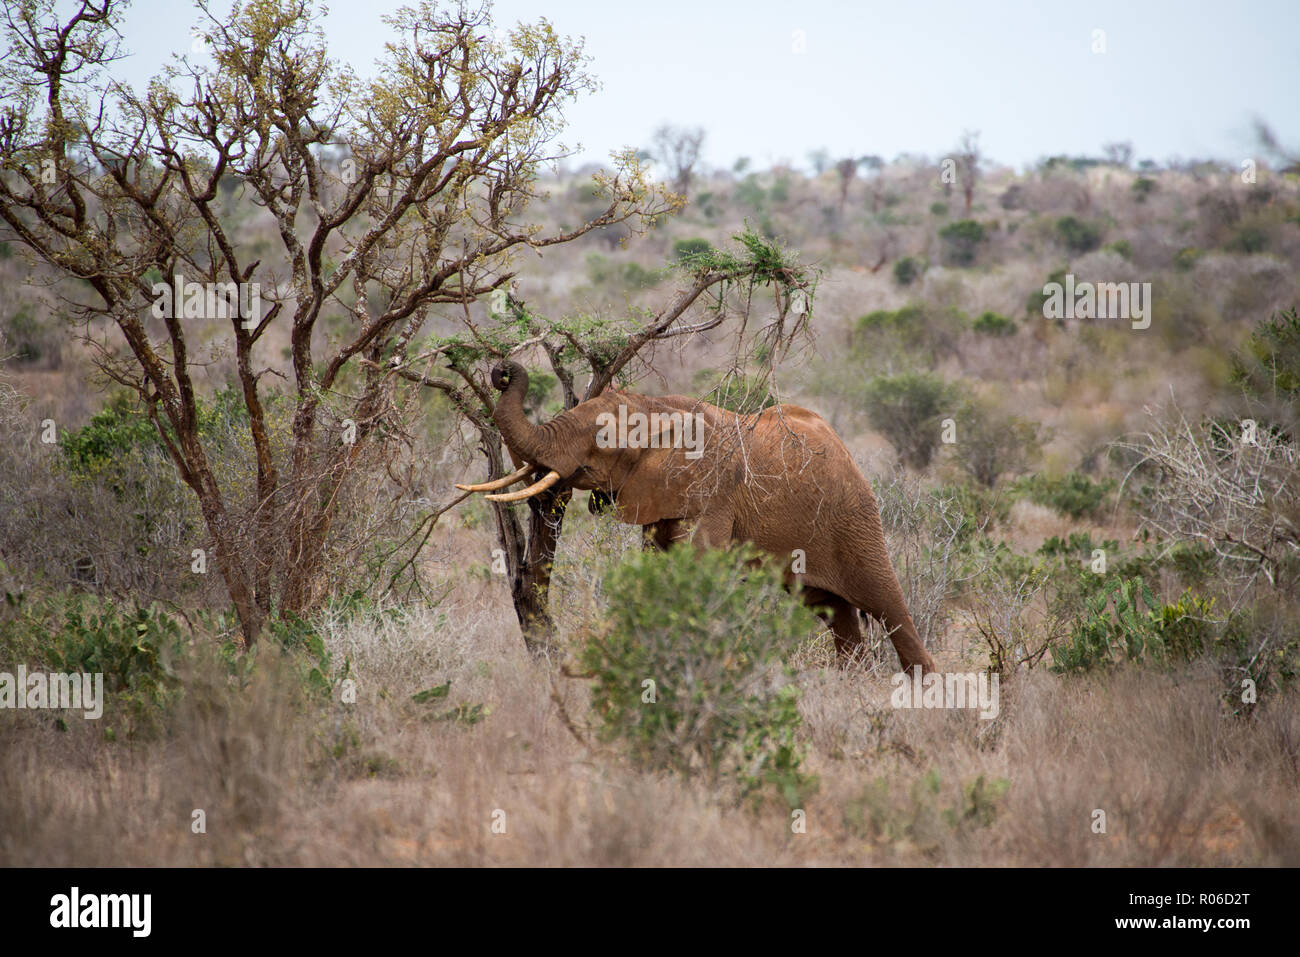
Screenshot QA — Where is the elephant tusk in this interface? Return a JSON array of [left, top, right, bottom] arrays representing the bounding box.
[[484, 469, 561, 502], [455, 463, 534, 492]]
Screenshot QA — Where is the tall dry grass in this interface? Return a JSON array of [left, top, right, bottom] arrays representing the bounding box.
[[2, 594, 1295, 867]]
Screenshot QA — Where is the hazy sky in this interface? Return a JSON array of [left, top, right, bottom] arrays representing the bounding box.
[[101, 0, 1298, 171]]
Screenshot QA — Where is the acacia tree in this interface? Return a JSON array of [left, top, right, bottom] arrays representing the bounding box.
[[0, 0, 675, 645], [386, 229, 817, 654]]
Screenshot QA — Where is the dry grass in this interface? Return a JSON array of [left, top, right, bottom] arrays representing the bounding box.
[[2, 593, 1295, 867]]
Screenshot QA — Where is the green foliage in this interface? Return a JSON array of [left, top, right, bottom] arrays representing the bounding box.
[[1104, 239, 1133, 260], [58, 387, 250, 485], [265, 604, 353, 703], [585, 253, 662, 289], [0, 595, 186, 737], [1131, 177, 1157, 201], [57, 392, 166, 478], [581, 545, 819, 807], [675, 226, 806, 289], [1230, 306, 1300, 398], [861, 372, 961, 470], [1055, 216, 1103, 254], [733, 175, 767, 211], [843, 769, 1010, 854], [1051, 578, 1216, 673], [893, 256, 921, 286], [1038, 531, 1119, 561], [411, 680, 485, 725], [1026, 267, 1068, 316], [971, 310, 1017, 337], [1173, 246, 1203, 271], [1014, 470, 1114, 519], [938, 219, 987, 266], [2, 303, 59, 366], [951, 399, 1039, 487], [1225, 226, 1268, 254], [1215, 597, 1300, 716], [672, 237, 714, 264], [929, 202, 949, 217], [411, 681, 451, 703], [524, 369, 558, 417], [851, 303, 966, 365]]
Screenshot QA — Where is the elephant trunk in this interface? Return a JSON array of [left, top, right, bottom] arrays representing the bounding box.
[[491, 360, 547, 466]]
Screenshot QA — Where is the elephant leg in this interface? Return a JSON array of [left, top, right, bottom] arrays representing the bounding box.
[[642, 518, 687, 551], [801, 588, 863, 664], [848, 580, 936, 674], [828, 596, 865, 662]]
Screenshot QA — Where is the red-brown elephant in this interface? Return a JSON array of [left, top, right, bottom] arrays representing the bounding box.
[[457, 360, 937, 674]]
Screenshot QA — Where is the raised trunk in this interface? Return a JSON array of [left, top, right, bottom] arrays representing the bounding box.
[[489, 360, 570, 656], [490, 361, 547, 465]]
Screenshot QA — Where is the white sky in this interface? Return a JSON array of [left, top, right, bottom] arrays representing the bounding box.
[[94, 0, 1300, 171]]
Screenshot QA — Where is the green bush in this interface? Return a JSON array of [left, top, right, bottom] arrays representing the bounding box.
[[851, 304, 966, 365], [1055, 216, 1103, 254], [1173, 247, 1203, 271], [861, 372, 961, 470], [59, 388, 250, 483], [733, 175, 767, 211], [1, 596, 188, 737], [971, 311, 1017, 337], [1104, 239, 1133, 260], [1131, 177, 1157, 201], [57, 393, 168, 478], [1051, 578, 1217, 674], [1225, 226, 1269, 254], [1229, 306, 1300, 412], [893, 256, 921, 286], [951, 399, 1039, 487], [843, 769, 1010, 854], [585, 253, 662, 289], [929, 202, 949, 217], [581, 545, 818, 807], [2, 304, 60, 367], [1015, 470, 1113, 519], [1026, 268, 1067, 316], [938, 219, 986, 266], [1215, 596, 1300, 716], [672, 237, 714, 264]]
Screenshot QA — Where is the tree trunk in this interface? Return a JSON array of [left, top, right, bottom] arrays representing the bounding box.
[[190, 465, 266, 647], [509, 485, 571, 656]]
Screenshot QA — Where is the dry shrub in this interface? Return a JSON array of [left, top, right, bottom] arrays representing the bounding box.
[[2, 591, 1296, 866]]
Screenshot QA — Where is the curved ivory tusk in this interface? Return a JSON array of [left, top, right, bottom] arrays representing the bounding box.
[[455, 463, 534, 492], [484, 469, 561, 502]]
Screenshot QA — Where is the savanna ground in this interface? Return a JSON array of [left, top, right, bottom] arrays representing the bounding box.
[[1, 1, 1298, 866]]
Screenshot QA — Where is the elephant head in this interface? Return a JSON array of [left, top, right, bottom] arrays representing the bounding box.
[[459, 360, 709, 525]]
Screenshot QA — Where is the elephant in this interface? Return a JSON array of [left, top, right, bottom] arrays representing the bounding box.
[[456, 360, 937, 674]]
